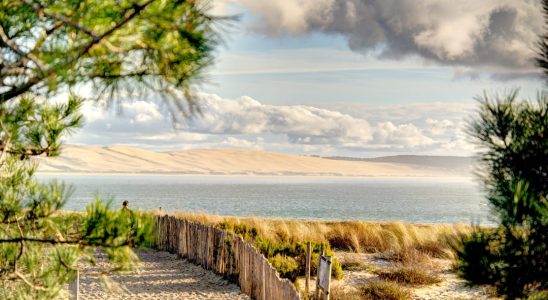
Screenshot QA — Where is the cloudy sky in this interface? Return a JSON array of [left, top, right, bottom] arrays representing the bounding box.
[[69, 0, 545, 157]]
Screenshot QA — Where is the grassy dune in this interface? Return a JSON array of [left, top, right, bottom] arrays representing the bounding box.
[[169, 211, 469, 257], [161, 212, 475, 299]]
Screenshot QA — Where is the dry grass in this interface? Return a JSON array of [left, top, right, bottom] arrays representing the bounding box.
[[377, 267, 442, 286], [166, 211, 470, 257], [341, 257, 373, 272], [360, 280, 412, 300], [330, 286, 365, 300]]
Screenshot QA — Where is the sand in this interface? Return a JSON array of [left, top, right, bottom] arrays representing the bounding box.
[[330, 251, 499, 300], [76, 249, 249, 300], [35, 145, 469, 177]]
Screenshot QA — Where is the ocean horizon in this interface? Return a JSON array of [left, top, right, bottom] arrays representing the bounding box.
[[38, 174, 493, 225]]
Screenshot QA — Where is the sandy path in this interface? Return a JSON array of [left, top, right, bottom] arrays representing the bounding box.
[[78, 249, 250, 300]]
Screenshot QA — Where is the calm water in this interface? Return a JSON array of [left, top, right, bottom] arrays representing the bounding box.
[[37, 175, 492, 224]]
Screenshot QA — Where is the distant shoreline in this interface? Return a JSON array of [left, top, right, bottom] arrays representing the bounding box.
[[34, 145, 474, 178], [36, 171, 474, 181]]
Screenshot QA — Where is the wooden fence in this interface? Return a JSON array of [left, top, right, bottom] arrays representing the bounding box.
[[155, 215, 301, 300]]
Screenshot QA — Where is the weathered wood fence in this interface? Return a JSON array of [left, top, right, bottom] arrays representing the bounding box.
[[155, 215, 301, 300]]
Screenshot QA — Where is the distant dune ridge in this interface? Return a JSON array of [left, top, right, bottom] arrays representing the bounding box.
[[34, 145, 473, 177]]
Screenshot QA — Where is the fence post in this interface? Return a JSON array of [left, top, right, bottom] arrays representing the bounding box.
[[324, 256, 332, 300], [69, 270, 79, 300], [305, 241, 311, 297], [315, 248, 323, 300]]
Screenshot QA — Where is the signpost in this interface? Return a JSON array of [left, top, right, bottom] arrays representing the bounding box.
[[315, 249, 332, 300]]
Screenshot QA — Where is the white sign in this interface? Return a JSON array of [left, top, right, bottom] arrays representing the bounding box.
[[318, 256, 331, 291]]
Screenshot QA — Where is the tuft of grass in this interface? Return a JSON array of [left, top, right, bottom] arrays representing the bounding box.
[[360, 280, 411, 300], [377, 267, 442, 286], [341, 257, 372, 272], [330, 286, 365, 300]]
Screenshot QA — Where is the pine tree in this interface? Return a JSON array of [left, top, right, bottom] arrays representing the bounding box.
[[454, 1, 548, 298], [0, 1, 224, 298]]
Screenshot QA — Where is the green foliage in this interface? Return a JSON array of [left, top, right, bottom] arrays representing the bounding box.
[[455, 91, 548, 298], [0, 1, 224, 298], [536, 0, 548, 80], [0, 95, 83, 159], [217, 221, 344, 281], [453, 228, 500, 285], [527, 290, 548, 300], [270, 254, 299, 281], [0, 0, 224, 114], [0, 96, 155, 299]]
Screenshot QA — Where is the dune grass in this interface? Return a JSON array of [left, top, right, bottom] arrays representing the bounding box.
[[169, 211, 468, 257], [331, 280, 412, 300], [159, 211, 470, 287], [376, 267, 442, 286], [360, 280, 412, 300], [341, 257, 372, 272]]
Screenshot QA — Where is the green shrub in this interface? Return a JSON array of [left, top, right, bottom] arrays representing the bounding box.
[[456, 92, 548, 298], [453, 228, 501, 285], [270, 254, 300, 281], [217, 221, 345, 282], [527, 290, 548, 300]]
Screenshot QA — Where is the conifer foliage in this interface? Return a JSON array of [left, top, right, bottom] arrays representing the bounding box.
[[454, 1, 548, 298], [0, 0, 222, 298]]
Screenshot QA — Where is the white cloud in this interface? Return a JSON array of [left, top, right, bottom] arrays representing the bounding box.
[[68, 92, 476, 155], [425, 118, 456, 136], [372, 122, 434, 148], [187, 93, 372, 145], [221, 137, 264, 150]]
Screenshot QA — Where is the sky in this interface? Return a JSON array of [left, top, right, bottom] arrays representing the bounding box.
[[69, 0, 545, 157]]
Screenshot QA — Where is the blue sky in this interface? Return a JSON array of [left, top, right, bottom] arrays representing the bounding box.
[[71, 0, 545, 157]]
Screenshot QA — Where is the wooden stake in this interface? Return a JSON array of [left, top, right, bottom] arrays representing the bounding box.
[[325, 256, 332, 300], [315, 248, 323, 300], [305, 242, 311, 296], [69, 270, 79, 300]]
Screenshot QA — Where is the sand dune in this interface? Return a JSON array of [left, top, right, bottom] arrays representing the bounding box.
[[34, 145, 470, 177]]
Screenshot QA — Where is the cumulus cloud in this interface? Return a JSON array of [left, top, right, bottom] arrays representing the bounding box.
[[235, 0, 543, 77], [183, 93, 455, 151], [67, 93, 474, 155], [187, 93, 373, 145], [221, 137, 265, 150]]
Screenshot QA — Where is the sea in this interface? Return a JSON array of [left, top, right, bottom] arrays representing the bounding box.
[[37, 174, 493, 225]]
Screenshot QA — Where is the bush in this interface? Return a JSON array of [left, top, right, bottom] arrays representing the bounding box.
[[221, 223, 344, 282], [270, 254, 300, 281], [527, 290, 548, 300], [453, 228, 501, 285], [456, 91, 548, 298]]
